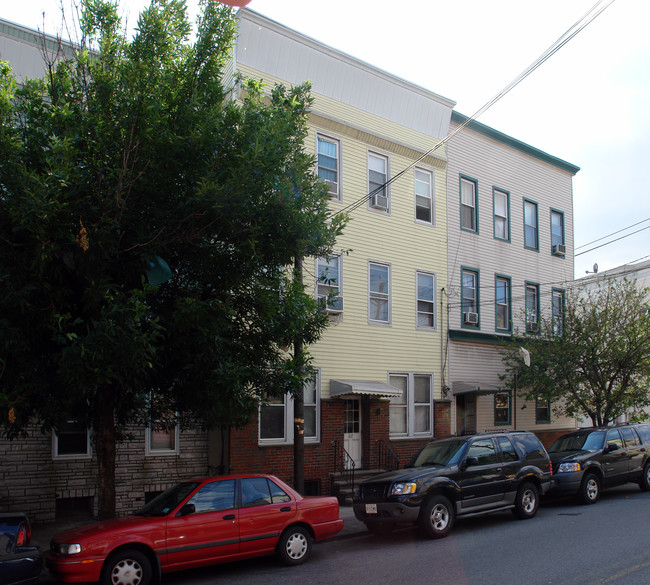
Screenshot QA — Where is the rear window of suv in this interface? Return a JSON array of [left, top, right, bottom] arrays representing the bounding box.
[[512, 433, 547, 461], [635, 425, 650, 444]]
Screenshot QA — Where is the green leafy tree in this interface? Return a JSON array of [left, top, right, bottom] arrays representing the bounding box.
[[0, 0, 345, 518], [501, 278, 650, 426]]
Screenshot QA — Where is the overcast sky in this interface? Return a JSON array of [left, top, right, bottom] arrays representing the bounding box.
[[3, 0, 649, 276]]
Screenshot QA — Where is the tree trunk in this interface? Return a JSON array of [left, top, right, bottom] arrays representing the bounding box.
[[293, 256, 304, 495], [94, 388, 117, 520]]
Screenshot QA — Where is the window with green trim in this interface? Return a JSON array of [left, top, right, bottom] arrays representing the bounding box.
[[494, 188, 510, 241], [460, 176, 478, 232], [494, 392, 511, 425], [524, 199, 538, 250], [495, 276, 511, 332]]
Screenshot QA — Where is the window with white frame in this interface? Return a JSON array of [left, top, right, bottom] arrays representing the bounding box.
[[551, 209, 564, 250], [317, 134, 340, 200], [460, 176, 478, 232], [494, 188, 510, 240], [552, 288, 565, 336], [388, 373, 433, 437], [494, 391, 511, 425], [524, 199, 538, 250], [495, 275, 511, 332], [525, 282, 539, 333], [53, 420, 91, 459], [146, 424, 179, 455], [415, 167, 434, 224], [368, 152, 389, 211], [536, 398, 551, 424], [259, 374, 320, 444], [416, 271, 436, 329], [316, 255, 342, 313], [369, 262, 390, 324], [461, 268, 479, 327]]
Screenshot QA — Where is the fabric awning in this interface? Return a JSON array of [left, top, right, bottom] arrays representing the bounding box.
[[330, 379, 402, 398], [451, 381, 503, 396]]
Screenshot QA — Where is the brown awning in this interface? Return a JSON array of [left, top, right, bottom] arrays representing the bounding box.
[[330, 379, 402, 398], [451, 381, 502, 396]]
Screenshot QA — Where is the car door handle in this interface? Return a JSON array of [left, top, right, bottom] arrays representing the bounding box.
[[223, 514, 236, 520], [280, 507, 292, 512]]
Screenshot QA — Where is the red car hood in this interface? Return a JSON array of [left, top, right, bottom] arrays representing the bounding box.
[[52, 515, 159, 543]]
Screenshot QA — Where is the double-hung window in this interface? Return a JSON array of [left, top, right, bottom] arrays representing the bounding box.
[[460, 176, 478, 232], [551, 209, 565, 254], [524, 199, 539, 250], [388, 373, 433, 437], [552, 288, 565, 336], [494, 391, 511, 425], [494, 188, 510, 240], [259, 373, 321, 444], [53, 420, 91, 459], [368, 152, 389, 212], [416, 271, 436, 329], [461, 268, 479, 327], [415, 167, 434, 224], [316, 255, 342, 313], [495, 275, 511, 332], [317, 134, 340, 200], [525, 282, 540, 333], [369, 262, 391, 324], [536, 399, 551, 424]]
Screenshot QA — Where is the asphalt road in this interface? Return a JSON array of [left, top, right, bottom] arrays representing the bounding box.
[[160, 484, 650, 585]]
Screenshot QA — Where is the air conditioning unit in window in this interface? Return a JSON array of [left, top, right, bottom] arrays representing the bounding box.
[[463, 311, 479, 325], [552, 244, 566, 256], [318, 295, 344, 314], [370, 193, 389, 211], [325, 180, 338, 197]]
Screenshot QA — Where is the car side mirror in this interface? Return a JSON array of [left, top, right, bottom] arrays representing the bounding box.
[[179, 503, 196, 516], [606, 443, 619, 453], [463, 456, 479, 469]]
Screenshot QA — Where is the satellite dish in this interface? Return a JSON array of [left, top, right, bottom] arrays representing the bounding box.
[[593, 263, 599, 273]]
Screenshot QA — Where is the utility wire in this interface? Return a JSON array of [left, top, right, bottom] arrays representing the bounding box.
[[575, 216, 650, 250], [575, 224, 650, 256], [330, 0, 616, 220]]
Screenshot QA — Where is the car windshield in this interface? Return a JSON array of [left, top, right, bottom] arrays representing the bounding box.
[[136, 482, 200, 516], [412, 439, 467, 467], [549, 430, 606, 453]]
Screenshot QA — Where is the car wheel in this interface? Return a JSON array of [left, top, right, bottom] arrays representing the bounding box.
[[578, 472, 601, 505], [276, 526, 312, 565], [639, 463, 650, 491], [513, 481, 539, 519], [101, 549, 152, 585], [418, 495, 454, 539]]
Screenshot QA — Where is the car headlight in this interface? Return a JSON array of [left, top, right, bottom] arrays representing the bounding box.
[[54, 543, 82, 555], [391, 482, 417, 496], [557, 462, 581, 473]]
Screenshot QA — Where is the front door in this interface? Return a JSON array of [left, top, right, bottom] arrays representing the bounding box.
[[343, 399, 362, 469], [456, 394, 477, 435]]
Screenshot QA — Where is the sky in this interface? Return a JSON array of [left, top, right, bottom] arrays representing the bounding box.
[[3, 0, 650, 276]]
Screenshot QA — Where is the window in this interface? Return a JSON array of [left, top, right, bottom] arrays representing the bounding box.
[[461, 268, 479, 327], [494, 391, 511, 425], [493, 188, 510, 240], [415, 167, 434, 224], [188, 479, 236, 513], [523, 199, 538, 250], [416, 271, 436, 329], [316, 255, 342, 312], [388, 373, 433, 437], [496, 436, 519, 462], [467, 438, 498, 465], [552, 289, 565, 335], [53, 421, 90, 459], [368, 152, 389, 211], [536, 399, 551, 423], [460, 176, 478, 232], [317, 134, 340, 199], [525, 283, 540, 333], [550, 209, 564, 252], [146, 424, 179, 455], [606, 429, 623, 449], [495, 275, 511, 332], [369, 262, 390, 324], [259, 373, 320, 444], [620, 427, 641, 447]]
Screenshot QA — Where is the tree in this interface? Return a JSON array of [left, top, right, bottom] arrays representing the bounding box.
[[0, 0, 345, 518], [501, 278, 650, 426]]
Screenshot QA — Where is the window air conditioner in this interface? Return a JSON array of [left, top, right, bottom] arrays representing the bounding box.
[[370, 193, 389, 210], [552, 244, 566, 256], [463, 311, 479, 325], [325, 180, 338, 197]]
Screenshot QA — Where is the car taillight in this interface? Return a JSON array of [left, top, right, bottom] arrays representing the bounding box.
[[549, 461, 553, 475], [17, 524, 28, 546]]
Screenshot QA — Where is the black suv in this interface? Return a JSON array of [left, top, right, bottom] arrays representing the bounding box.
[[353, 431, 552, 538], [548, 424, 650, 504]]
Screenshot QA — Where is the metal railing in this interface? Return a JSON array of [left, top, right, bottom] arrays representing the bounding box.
[[376, 440, 401, 471], [331, 440, 355, 495]]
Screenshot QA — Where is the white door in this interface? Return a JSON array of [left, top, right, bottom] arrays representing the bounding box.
[[343, 399, 362, 469]]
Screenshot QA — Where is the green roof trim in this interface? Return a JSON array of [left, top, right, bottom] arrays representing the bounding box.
[[448, 328, 513, 345], [451, 111, 580, 175]]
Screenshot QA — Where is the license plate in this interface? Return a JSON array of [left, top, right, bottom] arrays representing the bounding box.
[[365, 503, 377, 514]]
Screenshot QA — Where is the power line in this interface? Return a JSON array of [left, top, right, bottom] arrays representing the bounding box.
[[575, 224, 650, 257], [575, 216, 650, 250], [329, 0, 616, 220]]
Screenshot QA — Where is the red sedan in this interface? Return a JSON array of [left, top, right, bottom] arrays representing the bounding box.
[[46, 474, 343, 585]]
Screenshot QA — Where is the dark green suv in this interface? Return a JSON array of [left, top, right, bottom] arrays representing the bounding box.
[[548, 424, 650, 504], [353, 430, 552, 538]]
